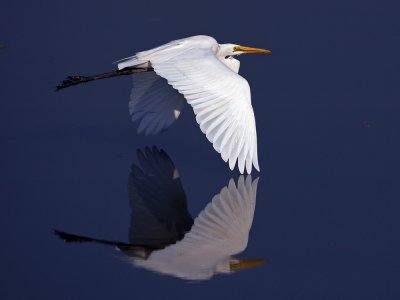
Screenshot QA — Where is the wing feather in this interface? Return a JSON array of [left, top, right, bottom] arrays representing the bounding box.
[[129, 72, 186, 135]]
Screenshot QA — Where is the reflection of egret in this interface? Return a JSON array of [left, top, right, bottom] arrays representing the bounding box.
[[57, 35, 272, 174], [55, 146, 264, 280]]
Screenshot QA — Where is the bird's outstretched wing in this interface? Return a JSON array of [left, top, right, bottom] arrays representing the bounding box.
[[118, 36, 259, 174], [129, 72, 186, 135], [134, 176, 259, 280], [128, 146, 193, 247]]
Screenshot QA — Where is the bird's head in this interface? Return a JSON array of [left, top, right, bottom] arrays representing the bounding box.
[[218, 43, 271, 58]]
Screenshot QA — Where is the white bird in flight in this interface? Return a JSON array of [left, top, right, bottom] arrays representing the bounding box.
[[57, 35, 271, 174], [55, 146, 264, 280]]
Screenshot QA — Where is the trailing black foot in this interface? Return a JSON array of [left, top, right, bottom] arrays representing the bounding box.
[[54, 229, 94, 243], [56, 76, 89, 90]]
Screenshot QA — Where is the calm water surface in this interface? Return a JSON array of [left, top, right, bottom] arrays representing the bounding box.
[[1, 0, 400, 299]]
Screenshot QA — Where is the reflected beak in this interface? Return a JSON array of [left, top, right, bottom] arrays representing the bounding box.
[[234, 45, 272, 54], [230, 258, 267, 271]]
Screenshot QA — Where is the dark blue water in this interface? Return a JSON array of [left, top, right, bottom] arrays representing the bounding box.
[[1, 0, 400, 299]]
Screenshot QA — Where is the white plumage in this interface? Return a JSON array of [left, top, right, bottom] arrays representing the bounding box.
[[117, 35, 271, 174]]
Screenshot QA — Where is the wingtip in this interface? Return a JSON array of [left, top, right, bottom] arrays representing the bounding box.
[[238, 166, 245, 174], [228, 158, 236, 171]]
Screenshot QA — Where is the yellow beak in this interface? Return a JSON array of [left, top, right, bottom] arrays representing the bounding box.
[[234, 45, 272, 54], [230, 258, 267, 271]]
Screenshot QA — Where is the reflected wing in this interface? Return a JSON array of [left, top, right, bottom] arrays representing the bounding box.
[[128, 146, 193, 247], [135, 176, 259, 279], [171, 176, 258, 255], [129, 72, 186, 135]]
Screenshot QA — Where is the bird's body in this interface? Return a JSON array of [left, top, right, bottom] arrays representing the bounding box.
[[118, 36, 271, 174], [57, 35, 271, 174], [116, 36, 240, 72]]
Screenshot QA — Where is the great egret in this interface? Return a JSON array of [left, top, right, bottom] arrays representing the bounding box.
[[57, 35, 271, 174], [55, 146, 264, 280]]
